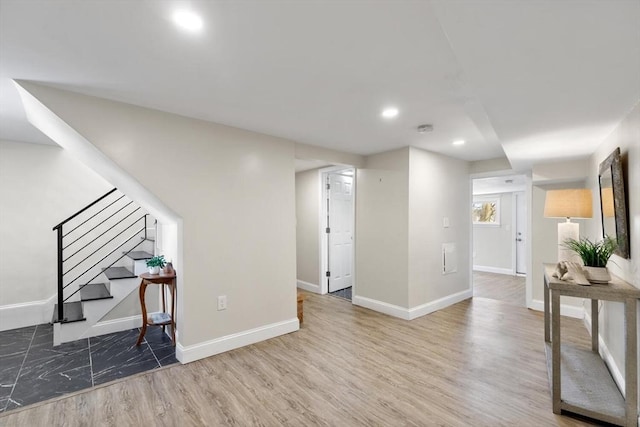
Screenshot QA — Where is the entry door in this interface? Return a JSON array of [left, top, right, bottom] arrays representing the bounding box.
[[515, 192, 527, 274], [327, 173, 354, 292]]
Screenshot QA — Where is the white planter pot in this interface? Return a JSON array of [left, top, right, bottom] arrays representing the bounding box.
[[148, 266, 160, 275], [583, 266, 610, 284]]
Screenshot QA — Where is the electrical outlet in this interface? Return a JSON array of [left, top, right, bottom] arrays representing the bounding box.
[[217, 295, 227, 311]]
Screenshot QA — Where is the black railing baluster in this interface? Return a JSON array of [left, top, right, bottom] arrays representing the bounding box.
[[56, 225, 64, 322]]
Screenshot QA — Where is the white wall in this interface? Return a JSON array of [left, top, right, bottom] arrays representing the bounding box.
[[0, 140, 111, 305], [472, 193, 513, 272], [585, 101, 639, 380], [295, 168, 321, 288], [356, 148, 410, 308], [16, 83, 298, 357], [408, 147, 470, 308]]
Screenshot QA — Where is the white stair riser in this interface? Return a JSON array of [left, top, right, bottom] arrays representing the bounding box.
[[56, 277, 140, 343]]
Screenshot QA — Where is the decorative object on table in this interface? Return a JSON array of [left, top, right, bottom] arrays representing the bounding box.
[[551, 261, 590, 285], [562, 237, 617, 284], [162, 261, 174, 275], [543, 188, 593, 262], [146, 255, 166, 275], [598, 147, 630, 259]]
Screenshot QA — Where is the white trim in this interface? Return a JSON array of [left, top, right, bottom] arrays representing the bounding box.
[[175, 318, 299, 364], [297, 279, 320, 293], [0, 296, 55, 331], [353, 290, 472, 321], [529, 299, 584, 319], [353, 296, 411, 320], [87, 315, 143, 338], [584, 311, 625, 396], [473, 265, 513, 275], [408, 289, 473, 320]]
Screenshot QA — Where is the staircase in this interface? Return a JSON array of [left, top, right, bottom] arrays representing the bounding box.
[[52, 188, 155, 345]]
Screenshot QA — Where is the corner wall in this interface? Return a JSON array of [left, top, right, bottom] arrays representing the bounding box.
[[16, 83, 298, 361]]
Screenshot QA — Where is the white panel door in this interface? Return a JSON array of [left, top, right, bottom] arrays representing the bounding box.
[[328, 173, 354, 292], [515, 192, 527, 274]]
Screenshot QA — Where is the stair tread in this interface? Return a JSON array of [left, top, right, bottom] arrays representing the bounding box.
[[125, 251, 154, 260], [80, 283, 113, 301], [103, 267, 137, 280], [52, 301, 85, 324]]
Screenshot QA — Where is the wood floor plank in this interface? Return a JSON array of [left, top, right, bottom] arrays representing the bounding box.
[[0, 292, 598, 426]]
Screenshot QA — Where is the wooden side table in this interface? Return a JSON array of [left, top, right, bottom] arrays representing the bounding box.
[[543, 263, 640, 427], [136, 272, 177, 347]]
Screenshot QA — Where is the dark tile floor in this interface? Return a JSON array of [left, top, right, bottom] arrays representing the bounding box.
[[0, 324, 177, 413], [329, 286, 352, 301]]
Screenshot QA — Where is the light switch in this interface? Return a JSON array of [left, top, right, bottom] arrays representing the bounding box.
[[443, 217, 450, 228]]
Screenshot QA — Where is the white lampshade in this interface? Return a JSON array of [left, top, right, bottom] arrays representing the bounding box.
[[544, 189, 593, 219]]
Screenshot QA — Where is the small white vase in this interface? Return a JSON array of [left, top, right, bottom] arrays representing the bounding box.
[[148, 266, 160, 275], [583, 266, 610, 284]]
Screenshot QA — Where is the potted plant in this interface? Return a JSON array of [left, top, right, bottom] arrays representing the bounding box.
[[146, 255, 166, 275], [563, 237, 617, 283]]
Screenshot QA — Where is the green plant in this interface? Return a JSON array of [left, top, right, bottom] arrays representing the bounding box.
[[562, 237, 617, 267], [146, 255, 166, 268]]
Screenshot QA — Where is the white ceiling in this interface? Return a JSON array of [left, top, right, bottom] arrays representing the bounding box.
[[473, 174, 527, 196], [1, 1, 638, 170]]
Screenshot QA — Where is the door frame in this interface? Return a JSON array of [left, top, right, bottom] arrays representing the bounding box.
[[319, 166, 356, 297], [512, 191, 527, 276], [470, 171, 533, 309]]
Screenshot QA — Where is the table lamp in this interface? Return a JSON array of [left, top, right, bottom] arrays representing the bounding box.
[[544, 189, 593, 262]]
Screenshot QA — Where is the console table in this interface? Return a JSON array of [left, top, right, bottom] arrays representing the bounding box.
[[544, 263, 640, 426], [136, 272, 177, 347]]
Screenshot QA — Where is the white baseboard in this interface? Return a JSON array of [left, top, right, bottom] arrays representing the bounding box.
[[297, 279, 320, 294], [176, 318, 299, 364], [408, 289, 473, 320], [83, 315, 143, 339], [353, 289, 472, 321], [0, 296, 55, 331], [353, 296, 411, 320], [473, 265, 514, 275], [584, 311, 625, 395], [529, 299, 584, 319]]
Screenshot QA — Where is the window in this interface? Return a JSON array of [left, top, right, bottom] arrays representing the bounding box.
[[472, 197, 500, 225]]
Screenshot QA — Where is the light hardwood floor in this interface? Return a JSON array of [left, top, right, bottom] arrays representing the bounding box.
[[474, 271, 526, 306], [0, 293, 598, 426]]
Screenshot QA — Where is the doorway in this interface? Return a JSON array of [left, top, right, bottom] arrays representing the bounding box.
[[322, 167, 355, 301], [471, 174, 529, 307]]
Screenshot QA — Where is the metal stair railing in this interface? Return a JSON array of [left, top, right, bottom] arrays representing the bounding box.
[[52, 189, 150, 323]]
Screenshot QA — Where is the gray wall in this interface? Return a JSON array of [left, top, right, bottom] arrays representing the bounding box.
[[473, 192, 513, 271]]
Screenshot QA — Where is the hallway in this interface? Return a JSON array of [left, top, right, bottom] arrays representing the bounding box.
[[473, 271, 525, 307]]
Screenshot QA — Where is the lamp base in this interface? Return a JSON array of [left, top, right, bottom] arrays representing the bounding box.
[[557, 221, 580, 263]]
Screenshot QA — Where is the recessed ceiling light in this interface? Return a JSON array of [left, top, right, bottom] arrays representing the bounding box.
[[173, 10, 203, 32], [452, 140, 465, 146], [381, 107, 399, 119]]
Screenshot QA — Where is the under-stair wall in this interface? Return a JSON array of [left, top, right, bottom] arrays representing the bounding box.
[[52, 188, 159, 344]]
